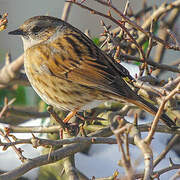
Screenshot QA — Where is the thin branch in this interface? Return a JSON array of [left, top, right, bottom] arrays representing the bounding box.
[[152, 162, 180, 179], [120, 54, 180, 73], [134, 79, 180, 107], [0, 136, 117, 149], [130, 124, 153, 180], [170, 169, 180, 180], [93, 0, 180, 50], [0, 107, 49, 119], [115, 132, 133, 179], [145, 82, 180, 144], [153, 134, 180, 168], [68, 0, 146, 59], [110, 116, 153, 180], [153, 6, 180, 76], [0, 142, 88, 180], [0, 129, 27, 163], [135, 163, 180, 179], [7, 125, 61, 133], [0, 126, 113, 180], [164, 76, 180, 91], [7, 122, 180, 135], [139, 123, 180, 135], [0, 97, 16, 118], [63, 132, 80, 180], [0, 54, 28, 89], [61, 2, 72, 21]]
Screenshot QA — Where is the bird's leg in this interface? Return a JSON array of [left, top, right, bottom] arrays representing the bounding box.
[[63, 109, 79, 123]]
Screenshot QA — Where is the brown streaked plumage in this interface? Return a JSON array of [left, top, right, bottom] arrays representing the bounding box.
[[9, 16, 177, 128]]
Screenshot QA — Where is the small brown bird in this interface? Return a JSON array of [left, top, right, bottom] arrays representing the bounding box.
[[9, 16, 176, 128]]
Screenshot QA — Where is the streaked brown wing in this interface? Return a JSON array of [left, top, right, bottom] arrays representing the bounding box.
[[27, 30, 133, 95]]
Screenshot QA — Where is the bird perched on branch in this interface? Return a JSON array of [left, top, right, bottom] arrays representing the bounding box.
[[9, 16, 176, 128]]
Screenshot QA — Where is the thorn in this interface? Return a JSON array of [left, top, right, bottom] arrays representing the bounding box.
[[5, 52, 11, 65], [18, 147, 24, 153], [4, 127, 10, 135], [108, 10, 111, 17], [100, 19, 105, 26], [2, 13, 8, 18], [9, 134, 17, 141], [91, 137, 95, 143], [90, 10, 95, 14], [133, 113, 138, 126], [107, 0, 112, 5], [100, 32, 107, 36], [3, 145, 8, 151], [80, 0, 86, 3], [60, 168, 65, 176], [47, 105, 52, 113], [107, 25, 112, 30], [84, 29, 91, 38], [4, 97, 8, 106], [149, 67, 153, 74], [168, 77, 173, 83], [169, 157, 174, 166], [135, 73, 138, 79], [113, 170, 119, 178]]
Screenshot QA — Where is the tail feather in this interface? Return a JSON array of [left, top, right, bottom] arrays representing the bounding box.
[[131, 97, 176, 128], [110, 93, 176, 128]]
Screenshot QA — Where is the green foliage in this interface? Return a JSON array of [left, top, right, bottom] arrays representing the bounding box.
[[0, 85, 40, 106], [0, 85, 27, 105], [0, 88, 15, 105], [15, 85, 26, 105], [93, 37, 100, 46]]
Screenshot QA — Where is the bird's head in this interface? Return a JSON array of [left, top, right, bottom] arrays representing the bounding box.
[[9, 16, 64, 50]]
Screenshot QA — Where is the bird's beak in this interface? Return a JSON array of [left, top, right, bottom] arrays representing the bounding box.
[[8, 28, 25, 35]]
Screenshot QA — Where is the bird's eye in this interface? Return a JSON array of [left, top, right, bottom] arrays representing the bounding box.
[[31, 26, 42, 33]]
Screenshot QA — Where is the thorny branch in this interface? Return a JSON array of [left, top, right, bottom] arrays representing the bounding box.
[[0, 126, 113, 180], [120, 54, 180, 73], [145, 82, 180, 144], [0, 129, 27, 163], [110, 116, 153, 180], [4, 122, 180, 134], [69, 0, 180, 51], [0, 136, 117, 149], [153, 134, 180, 168]]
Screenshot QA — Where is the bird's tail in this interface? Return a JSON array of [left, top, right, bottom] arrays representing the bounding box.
[[110, 93, 176, 128]]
